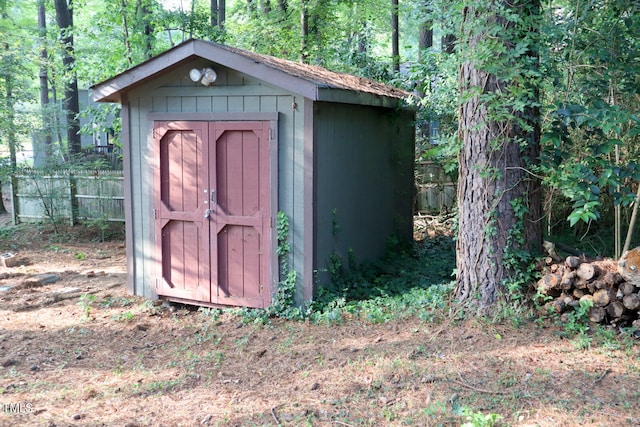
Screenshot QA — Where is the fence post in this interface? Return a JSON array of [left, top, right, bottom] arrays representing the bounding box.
[[10, 175, 18, 225], [69, 171, 77, 226]]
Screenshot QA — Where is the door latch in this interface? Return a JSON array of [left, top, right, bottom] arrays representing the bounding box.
[[204, 208, 212, 219]]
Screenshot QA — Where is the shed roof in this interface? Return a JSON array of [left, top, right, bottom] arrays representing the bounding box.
[[91, 39, 412, 108]]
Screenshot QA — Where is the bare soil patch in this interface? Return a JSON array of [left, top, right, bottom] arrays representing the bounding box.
[[0, 219, 639, 426]]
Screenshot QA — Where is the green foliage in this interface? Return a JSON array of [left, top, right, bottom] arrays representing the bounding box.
[[539, 0, 640, 235], [500, 198, 541, 307], [560, 298, 593, 349], [309, 236, 456, 324], [78, 293, 96, 321], [461, 407, 502, 427], [541, 101, 640, 228], [235, 211, 303, 323]]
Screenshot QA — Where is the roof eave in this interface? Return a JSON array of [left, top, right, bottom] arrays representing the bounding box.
[[316, 87, 413, 110], [91, 39, 321, 103], [91, 40, 200, 103]]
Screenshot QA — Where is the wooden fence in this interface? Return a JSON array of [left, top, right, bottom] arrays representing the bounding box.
[[10, 170, 125, 224], [415, 161, 457, 214]]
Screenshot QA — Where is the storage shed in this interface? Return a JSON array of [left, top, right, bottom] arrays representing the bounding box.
[[91, 39, 415, 308]]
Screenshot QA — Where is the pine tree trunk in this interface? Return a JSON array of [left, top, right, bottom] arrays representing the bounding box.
[[455, 0, 542, 308]]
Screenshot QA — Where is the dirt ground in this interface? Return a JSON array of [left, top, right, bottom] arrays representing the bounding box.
[[1, 218, 640, 427]]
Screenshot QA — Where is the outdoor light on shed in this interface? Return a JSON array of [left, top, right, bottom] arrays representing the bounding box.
[[189, 67, 217, 86]]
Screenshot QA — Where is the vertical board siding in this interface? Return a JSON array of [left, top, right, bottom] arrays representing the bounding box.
[[314, 103, 414, 287]]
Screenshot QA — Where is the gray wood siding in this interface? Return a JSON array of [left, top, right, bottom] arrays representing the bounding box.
[[124, 61, 305, 299], [314, 103, 414, 289]]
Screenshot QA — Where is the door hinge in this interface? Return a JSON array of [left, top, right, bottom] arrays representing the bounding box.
[[153, 208, 157, 219], [270, 217, 276, 228]]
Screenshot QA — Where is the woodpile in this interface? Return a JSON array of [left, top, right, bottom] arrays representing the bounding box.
[[536, 255, 640, 328]]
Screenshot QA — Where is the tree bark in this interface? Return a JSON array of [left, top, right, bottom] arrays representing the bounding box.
[[391, 0, 400, 72], [211, 0, 218, 26], [2, 45, 16, 169], [218, 0, 226, 28], [417, 1, 433, 143], [53, 0, 81, 158], [38, 0, 53, 160], [300, 0, 309, 63], [455, 0, 542, 308], [121, 0, 133, 64]]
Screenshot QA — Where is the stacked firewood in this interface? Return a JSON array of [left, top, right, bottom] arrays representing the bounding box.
[[536, 256, 640, 327]]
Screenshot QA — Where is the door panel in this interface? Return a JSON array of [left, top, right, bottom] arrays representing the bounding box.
[[211, 122, 271, 308], [154, 120, 272, 308], [154, 122, 210, 303]]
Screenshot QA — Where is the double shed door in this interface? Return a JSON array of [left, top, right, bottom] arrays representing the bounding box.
[[154, 120, 272, 308]]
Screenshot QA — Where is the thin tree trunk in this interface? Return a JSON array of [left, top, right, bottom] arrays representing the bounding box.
[[121, 0, 133, 64], [300, 0, 309, 63], [38, 0, 53, 160], [218, 0, 225, 27], [211, 0, 218, 26], [417, 3, 433, 143], [0, 182, 6, 215], [391, 0, 400, 72], [53, 0, 81, 158], [2, 43, 16, 169], [137, 0, 153, 59]]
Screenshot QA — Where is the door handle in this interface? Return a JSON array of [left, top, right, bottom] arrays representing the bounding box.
[[211, 190, 216, 203], [204, 208, 212, 219]]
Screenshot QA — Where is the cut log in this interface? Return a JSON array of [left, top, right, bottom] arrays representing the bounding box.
[[604, 271, 624, 287], [623, 293, 640, 311], [560, 293, 577, 308], [579, 294, 594, 304], [572, 288, 586, 299], [588, 306, 606, 323], [606, 301, 626, 319], [537, 274, 562, 297], [560, 270, 576, 291], [547, 298, 567, 314], [593, 288, 614, 307], [619, 282, 636, 296], [576, 263, 599, 281], [565, 256, 581, 269]]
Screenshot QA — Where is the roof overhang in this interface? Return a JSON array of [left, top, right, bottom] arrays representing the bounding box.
[[91, 39, 411, 109]]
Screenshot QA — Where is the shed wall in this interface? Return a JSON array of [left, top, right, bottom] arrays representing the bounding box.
[[314, 103, 414, 289], [124, 60, 306, 299]]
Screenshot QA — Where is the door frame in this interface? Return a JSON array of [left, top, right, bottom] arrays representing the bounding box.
[[150, 112, 279, 308]]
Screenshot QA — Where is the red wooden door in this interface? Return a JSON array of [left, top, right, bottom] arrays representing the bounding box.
[[154, 121, 271, 308], [210, 122, 271, 308], [154, 121, 210, 302]]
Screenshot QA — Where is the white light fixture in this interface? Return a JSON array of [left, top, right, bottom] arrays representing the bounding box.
[[189, 67, 217, 86]]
